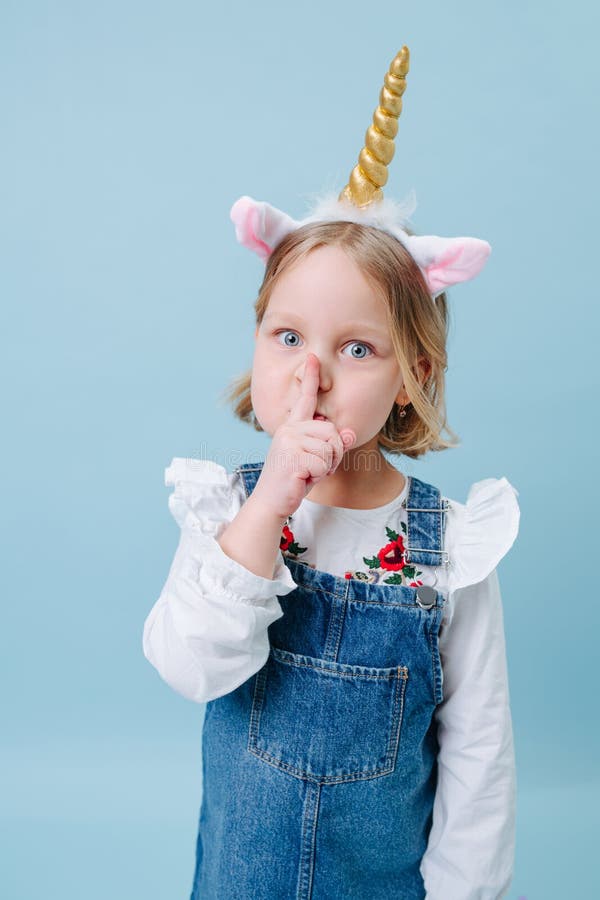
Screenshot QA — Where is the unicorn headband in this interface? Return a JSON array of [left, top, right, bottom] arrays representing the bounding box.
[[230, 46, 491, 299]]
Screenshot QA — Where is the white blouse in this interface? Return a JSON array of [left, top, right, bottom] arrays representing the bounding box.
[[142, 457, 521, 900]]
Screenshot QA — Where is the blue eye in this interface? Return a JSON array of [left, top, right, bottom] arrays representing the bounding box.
[[275, 330, 373, 358], [343, 342, 373, 359], [277, 330, 302, 348]]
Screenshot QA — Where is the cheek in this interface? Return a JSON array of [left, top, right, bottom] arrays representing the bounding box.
[[348, 372, 400, 419], [250, 371, 268, 412], [251, 360, 284, 430], [250, 380, 271, 433]]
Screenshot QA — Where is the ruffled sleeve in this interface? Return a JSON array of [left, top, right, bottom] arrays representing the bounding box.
[[444, 476, 520, 596], [163, 458, 297, 598], [142, 458, 297, 704], [421, 569, 517, 899], [420, 476, 520, 897]]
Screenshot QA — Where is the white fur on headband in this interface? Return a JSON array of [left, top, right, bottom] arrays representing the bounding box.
[[301, 189, 418, 235], [230, 192, 491, 298]]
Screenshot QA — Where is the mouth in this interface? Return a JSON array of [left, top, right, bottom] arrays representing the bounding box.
[[313, 413, 328, 421]]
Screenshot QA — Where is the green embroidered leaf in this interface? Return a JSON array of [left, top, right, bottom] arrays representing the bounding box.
[[400, 521, 407, 534], [363, 555, 380, 568], [384, 573, 404, 584], [402, 565, 416, 579], [385, 526, 399, 541], [288, 541, 307, 555]]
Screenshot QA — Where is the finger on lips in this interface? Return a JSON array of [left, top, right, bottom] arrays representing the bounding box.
[[288, 353, 357, 474], [288, 353, 319, 423]]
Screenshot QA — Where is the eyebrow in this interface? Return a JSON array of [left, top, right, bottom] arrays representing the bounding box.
[[263, 310, 388, 338]]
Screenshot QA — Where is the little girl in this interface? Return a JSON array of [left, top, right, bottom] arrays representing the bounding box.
[[143, 47, 520, 900]]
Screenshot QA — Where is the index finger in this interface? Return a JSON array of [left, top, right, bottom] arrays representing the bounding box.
[[287, 352, 320, 424]]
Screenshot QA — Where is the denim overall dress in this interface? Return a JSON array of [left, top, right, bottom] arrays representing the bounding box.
[[191, 462, 449, 900]]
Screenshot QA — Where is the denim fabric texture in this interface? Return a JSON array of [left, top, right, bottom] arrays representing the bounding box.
[[190, 462, 449, 900]]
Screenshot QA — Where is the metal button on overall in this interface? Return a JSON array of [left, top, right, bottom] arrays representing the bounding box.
[[416, 585, 437, 609]]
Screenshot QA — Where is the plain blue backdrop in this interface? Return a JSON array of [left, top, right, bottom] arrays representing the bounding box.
[[1, 1, 598, 897]]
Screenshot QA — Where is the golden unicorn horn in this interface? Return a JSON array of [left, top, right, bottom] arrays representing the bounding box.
[[339, 47, 410, 208]]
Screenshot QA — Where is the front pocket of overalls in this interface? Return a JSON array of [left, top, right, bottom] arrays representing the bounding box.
[[247, 646, 408, 784]]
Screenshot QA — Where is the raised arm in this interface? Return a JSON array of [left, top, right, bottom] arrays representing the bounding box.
[[142, 460, 297, 704]]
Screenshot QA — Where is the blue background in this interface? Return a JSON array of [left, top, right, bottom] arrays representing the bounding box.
[[1, 1, 597, 897]]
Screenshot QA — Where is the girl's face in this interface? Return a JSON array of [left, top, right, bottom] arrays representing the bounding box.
[[251, 245, 408, 452]]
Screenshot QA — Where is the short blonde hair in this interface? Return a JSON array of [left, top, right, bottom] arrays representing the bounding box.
[[219, 220, 460, 459]]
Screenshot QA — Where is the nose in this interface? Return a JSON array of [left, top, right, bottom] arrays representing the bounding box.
[[294, 354, 332, 392]]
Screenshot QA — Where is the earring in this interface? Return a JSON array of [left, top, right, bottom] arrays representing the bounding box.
[[398, 404, 407, 418]]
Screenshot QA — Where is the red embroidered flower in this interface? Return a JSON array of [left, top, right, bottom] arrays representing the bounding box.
[[409, 580, 424, 587], [280, 524, 294, 551], [378, 534, 406, 571], [344, 572, 353, 579]]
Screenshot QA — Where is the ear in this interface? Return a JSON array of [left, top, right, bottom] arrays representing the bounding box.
[[230, 196, 300, 261], [395, 383, 409, 406], [394, 357, 431, 405], [415, 357, 432, 385], [403, 234, 492, 295]]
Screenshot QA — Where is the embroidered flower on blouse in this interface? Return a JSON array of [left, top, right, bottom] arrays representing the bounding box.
[[279, 524, 307, 557], [349, 523, 424, 585], [280, 519, 423, 586]]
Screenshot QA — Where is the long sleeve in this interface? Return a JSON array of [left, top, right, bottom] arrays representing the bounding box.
[[142, 458, 297, 704], [421, 569, 515, 899]]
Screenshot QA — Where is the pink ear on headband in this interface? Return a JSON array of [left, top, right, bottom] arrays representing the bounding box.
[[404, 234, 492, 295], [230, 195, 492, 297], [230, 196, 298, 261]]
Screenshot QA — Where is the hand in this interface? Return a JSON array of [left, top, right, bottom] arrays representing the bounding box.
[[253, 353, 357, 520]]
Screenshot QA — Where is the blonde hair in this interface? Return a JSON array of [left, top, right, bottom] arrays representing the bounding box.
[[219, 220, 460, 459]]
